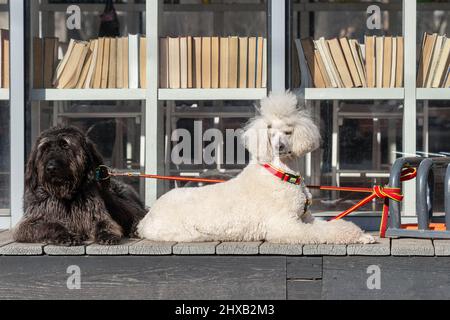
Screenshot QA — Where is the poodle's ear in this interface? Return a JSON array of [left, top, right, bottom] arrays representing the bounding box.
[[291, 111, 321, 156], [25, 142, 39, 191], [242, 117, 271, 163]]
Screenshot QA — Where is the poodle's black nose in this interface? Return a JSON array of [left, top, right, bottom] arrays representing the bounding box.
[[278, 143, 286, 152]]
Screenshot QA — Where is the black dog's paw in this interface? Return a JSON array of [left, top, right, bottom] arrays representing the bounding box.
[[96, 231, 121, 245], [52, 233, 85, 246]]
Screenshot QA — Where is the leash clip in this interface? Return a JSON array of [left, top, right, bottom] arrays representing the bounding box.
[[95, 165, 112, 181]]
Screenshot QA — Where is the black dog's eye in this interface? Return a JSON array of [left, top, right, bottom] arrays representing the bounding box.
[[59, 140, 70, 149]]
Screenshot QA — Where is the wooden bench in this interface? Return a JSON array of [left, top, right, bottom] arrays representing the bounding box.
[[1, 230, 450, 299]]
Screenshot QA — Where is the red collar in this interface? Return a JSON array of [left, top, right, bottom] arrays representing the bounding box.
[[262, 163, 303, 185]]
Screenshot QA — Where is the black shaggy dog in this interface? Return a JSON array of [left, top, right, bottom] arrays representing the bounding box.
[[13, 126, 147, 245]]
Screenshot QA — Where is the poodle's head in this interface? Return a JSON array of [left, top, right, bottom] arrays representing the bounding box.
[[242, 92, 320, 163]]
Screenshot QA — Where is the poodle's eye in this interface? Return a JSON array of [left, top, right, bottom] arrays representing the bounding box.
[[267, 124, 272, 129], [284, 130, 293, 135]]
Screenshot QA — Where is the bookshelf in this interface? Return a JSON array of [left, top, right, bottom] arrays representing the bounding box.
[[0, 0, 448, 229], [0, 88, 8, 100]]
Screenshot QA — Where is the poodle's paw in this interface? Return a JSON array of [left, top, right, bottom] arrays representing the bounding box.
[[357, 233, 376, 244]]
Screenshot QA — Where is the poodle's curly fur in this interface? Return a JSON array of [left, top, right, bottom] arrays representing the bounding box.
[[138, 92, 375, 244]]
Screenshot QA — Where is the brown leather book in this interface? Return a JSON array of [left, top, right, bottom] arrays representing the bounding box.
[[256, 37, 264, 88], [395, 36, 404, 88], [228, 36, 238, 88], [220, 37, 229, 88], [201, 37, 211, 89], [193, 37, 202, 88], [327, 38, 354, 88], [365, 36, 376, 88], [101, 38, 111, 88], [93, 38, 105, 89], [179, 36, 188, 89], [187, 36, 193, 88], [108, 37, 117, 88], [382, 36, 392, 88], [238, 37, 248, 88], [211, 37, 219, 89], [168, 37, 180, 89], [300, 38, 326, 88], [139, 36, 147, 89], [247, 37, 257, 88], [340, 37, 362, 87], [159, 37, 169, 89]]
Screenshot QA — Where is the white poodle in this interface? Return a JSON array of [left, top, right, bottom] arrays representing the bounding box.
[[138, 92, 375, 244]]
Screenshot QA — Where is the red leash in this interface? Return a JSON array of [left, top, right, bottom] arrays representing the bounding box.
[[96, 165, 417, 238]]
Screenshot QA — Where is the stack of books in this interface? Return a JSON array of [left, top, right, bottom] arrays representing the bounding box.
[[33, 34, 147, 89], [417, 33, 450, 88], [159, 36, 267, 89], [0, 29, 9, 89], [297, 36, 404, 88]]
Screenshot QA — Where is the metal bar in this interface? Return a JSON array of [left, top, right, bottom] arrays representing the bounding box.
[[416, 159, 433, 230], [270, 0, 286, 92], [10, 0, 25, 227], [145, 0, 163, 206], [402, 0, 417, 216], [388, 157, 424, 229], [446, 164, 450, 231]]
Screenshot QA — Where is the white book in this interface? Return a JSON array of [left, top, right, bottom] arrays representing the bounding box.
[[390, 37, 397, 88], [294, 39, 312, 88], [349, 39, 367, 87], [426, 35, 445, 88], [432, 37, 450, 88], [376, 36, 384, 88], [262, 38, 267, 88], [316, 38, 340, 88], [128, 34, 140, 89], [180, 37, 188, 89], [84, 39, 99, 89]]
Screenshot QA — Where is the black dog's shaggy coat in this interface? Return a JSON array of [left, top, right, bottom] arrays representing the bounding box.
[[14, 126, 147, 245]]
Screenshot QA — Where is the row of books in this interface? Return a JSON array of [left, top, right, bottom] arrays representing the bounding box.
[[160, 36, 267, 89], [0, 29, 9, 89], [33, 34, 147, 89], [297, 36, 404, 88], [417, 33, 450, 88]]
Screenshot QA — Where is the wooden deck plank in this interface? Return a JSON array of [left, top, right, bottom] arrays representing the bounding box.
[[302, 244, 347, 256], [259, 242, 303, 255], [347, 237, 390, 256], [86, 239, 140, 256], [216, 242, 261, 255], [433, 240, 450, 256], [129, 240, 176, 255], [0, 242, 44, 256], [323, 256, 450, 299], [287, 257, 322, 279], [391, 238, 434, 256], [287, 280, 322, 300], [0, 256, 286, 299], [173, 242, 219, 255], [44, 244, 88, 256], [0, 231, 14, 248]]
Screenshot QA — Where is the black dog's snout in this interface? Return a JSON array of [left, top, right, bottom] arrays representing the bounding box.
[[45, 160, 59, 174]]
